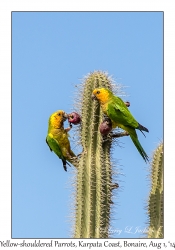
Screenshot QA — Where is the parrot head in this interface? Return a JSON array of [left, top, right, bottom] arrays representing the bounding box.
[[49, 110, 68, 128], [92, 88, 112, 104]]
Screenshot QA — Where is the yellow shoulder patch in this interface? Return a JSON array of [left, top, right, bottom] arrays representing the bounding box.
[[48, 133, 53, 138]]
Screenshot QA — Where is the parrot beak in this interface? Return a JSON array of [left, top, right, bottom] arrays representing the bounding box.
[[63, 112, 68, 121], [68, 114, 73, 119], [91, 94, 97, 100]]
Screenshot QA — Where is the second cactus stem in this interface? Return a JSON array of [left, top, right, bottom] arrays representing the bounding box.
[[73, 71, 118, 238], [147, 142, 164, 238]]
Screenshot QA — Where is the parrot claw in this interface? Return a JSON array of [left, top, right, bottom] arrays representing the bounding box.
[[70, 156, 79, 168], [124, 131, 129, 136], [65, 123, 72, 132], [77, 148, 87, 158], [112, 131, 129, 138]]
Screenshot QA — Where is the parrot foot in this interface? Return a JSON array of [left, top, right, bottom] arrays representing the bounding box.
[[65, 123, 72, 132], [77, 148, 87, 158], [112, 131, 129, 138], [102, 114, 109, 120], [69, 156, 79, 169]]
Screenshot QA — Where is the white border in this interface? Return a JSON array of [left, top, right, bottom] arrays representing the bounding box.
[[0, 0, 174, 246]]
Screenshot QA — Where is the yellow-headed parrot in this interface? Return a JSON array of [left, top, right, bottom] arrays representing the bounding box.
[[92, 88, 149, 162], [46, 110, 77, 171]]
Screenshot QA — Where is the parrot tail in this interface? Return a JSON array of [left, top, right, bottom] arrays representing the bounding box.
[[129, 129, 149, 163], [62, 159, 71, 172], [138, 123, 149, 132], [138, 123, 149, 138], [62, 157, 78, 171]]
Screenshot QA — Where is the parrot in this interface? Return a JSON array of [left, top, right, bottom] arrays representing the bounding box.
[[92, 88, 149, 162], [46, 110, 77, 171], [99, 101, 130, 136]]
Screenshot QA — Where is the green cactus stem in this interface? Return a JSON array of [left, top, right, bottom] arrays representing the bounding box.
[[72, 71, 125, 238], [147, 142, 163, 238]]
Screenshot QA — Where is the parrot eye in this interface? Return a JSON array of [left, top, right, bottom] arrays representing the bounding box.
[[58, 113, 61, 116], [97, 91, 100, 94]]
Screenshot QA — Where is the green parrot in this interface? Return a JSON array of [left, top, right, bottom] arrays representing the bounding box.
[[92, 88, 149, 162], [46, 110, 77, 171]]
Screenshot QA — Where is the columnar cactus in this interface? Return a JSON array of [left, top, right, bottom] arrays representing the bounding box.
[[72, 71, 121, 238], [147, 142, 163, 238]]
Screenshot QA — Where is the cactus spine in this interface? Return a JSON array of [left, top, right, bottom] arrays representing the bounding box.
[[147, 142, 163, 238], [73, 71, 118, 238]]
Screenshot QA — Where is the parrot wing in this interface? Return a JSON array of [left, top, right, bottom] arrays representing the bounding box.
[[107, 97, 139, 129], [46, 135, 71, 171], [46, 137, 52, 151]]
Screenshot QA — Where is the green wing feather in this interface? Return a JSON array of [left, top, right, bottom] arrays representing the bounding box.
[[126, 128, 149, 162], [106, 96, 149, 162], [107, 96, 138, 128], [46, 135, 71, 171]]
